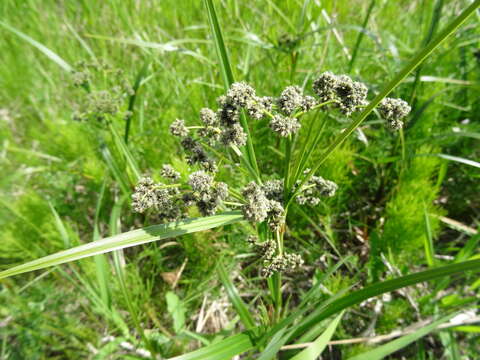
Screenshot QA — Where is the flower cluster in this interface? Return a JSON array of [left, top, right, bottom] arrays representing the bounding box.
[[131, 177, 184, 222], [378, 97, 412, 130], [71, 60, 134, 122], [241, 182, 285, 231], [313, 71, 368, 115], [295, 169, 338, 206], [248, 236, 304, 277], [131, 167, 230, 221], [143, 72, 410, 277], [185, 171, 229, 216]]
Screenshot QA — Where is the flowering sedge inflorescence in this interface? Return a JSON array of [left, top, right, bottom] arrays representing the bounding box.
[[132, 72, 411, 277], [71, 60, 134, 123]]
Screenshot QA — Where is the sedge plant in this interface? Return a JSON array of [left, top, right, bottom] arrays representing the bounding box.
[[0, 0, 479, 359]]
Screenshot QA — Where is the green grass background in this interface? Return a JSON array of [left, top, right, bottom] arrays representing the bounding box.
[[0, 0, 479, 358]]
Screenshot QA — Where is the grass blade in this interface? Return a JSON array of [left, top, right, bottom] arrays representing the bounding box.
[[289, 0, 480, 204], [347, 313, 455, 360], [0, 211, 244, 279], [435, 153, 480, 169], [423, 206, 436, 267], [292, 259, 480, 339], [218, 262, 256, 330], [168, 332, 255, 360], [290, 311, 344, 360], [0, 21, 72, 72], [124, 60, 150, 144], [48, 202, 71, 248], [348, 0, 376, 72], [109, 123, 142, 182], [203, 0, 234, 88], [100, 144, 132, 195], [92, 179, 112, 309], [203, 0, 261, 182]]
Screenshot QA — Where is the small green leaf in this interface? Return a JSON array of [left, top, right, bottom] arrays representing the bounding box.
[[166, 292, 186, 333]]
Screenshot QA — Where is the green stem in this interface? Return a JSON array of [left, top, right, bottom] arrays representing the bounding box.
[[348, 0, 376, 72], [287, 0, 480, 206], [293, 99, 334, 118]]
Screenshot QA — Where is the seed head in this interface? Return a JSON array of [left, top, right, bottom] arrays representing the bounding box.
[[295, 170, 338, 205], [87, 90, 120, 119], [378, 97, 411, 130], [262, 179, 284, 202], [170, 119, 189, 137], [220, 123, 247, 147], [262, 252, 304, 277], [247, 235, 259, 246], [131, 177, 174, 216], [72, 71, 90, 87], [198, 125, 221, 143], [313, 72, 368, 115], [161, 164, 180, 182], [188, 171, 213, 193], [334, 75, 368, 115], [301, 95, 317, 112], [241, 182, 270, 223], [200, 108, 218, 126], [245, 96, 268, 120], [313, 71, 338, 102], [217, 97, 240, 126], [277, 86, 304, 115], [312, 176, 338, 197], [269, 115, 301, 137], [226, 82, 256, 108], [267, 200, 285, 231]]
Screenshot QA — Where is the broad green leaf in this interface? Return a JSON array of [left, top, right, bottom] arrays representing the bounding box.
[[290, 311, 344, 360], [0, 21, 72, 72], [348, 313, 455, 360], [0, 211, 244, 279], [168, 332, 255, 360], [218, 262, 256, 330], [166, 291, 186, 333]]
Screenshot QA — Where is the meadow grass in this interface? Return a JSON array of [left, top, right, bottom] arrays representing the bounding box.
[[0, 0, 479, 359]]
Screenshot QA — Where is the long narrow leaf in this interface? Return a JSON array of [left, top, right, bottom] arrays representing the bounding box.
[[168, 332, 255, 360], [290, 311, 344, 360], [109, 123, 142, 182], [348, 313, 455, 360], [203, 0, 260, 181], [0, 212, 244, 279], [0, 21, 72, 72], [218, 262, 256, 330], [292, 259, 480, 339]]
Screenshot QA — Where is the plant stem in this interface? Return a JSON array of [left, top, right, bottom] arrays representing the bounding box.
[[293, 99, 334, 118], [287, 0, 480, 206], [348, 0, 376, 72]]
